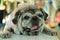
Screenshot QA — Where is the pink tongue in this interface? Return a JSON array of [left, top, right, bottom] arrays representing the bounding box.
[[31, 25, 38, 30]]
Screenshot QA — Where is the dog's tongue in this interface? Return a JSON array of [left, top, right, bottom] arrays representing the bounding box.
[[31, 25, 38, 30]]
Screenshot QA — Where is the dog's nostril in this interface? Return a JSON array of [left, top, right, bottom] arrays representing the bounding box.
[[32, 16, 37, 20]]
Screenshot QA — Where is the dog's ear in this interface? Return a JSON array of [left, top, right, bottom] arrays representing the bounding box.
[[40, 8, 48, 20], [12, 10, 22, 24]]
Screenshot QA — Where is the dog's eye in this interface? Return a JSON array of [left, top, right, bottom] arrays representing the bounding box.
[[24, 16, 30, 20], [38, 14, 43, 17]]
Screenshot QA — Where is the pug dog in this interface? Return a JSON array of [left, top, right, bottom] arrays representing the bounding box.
[[0, 4, 57, 38]]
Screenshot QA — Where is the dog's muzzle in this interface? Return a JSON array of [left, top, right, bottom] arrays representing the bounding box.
[[31, 16, 39, 30]]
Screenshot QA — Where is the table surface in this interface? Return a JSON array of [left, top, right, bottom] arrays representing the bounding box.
[[0, 33, 58, 40]]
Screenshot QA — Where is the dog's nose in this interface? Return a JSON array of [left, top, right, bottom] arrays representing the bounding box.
[[32, 16, 38, 26], [32, 16, 37, 20]]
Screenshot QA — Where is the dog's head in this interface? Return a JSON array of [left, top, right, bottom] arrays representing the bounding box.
[[12, 5, 48, 31]]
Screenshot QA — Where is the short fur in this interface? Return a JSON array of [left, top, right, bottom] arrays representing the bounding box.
[[0, 4, 57, 38]]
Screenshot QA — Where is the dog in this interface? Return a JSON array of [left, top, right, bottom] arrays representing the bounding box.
[[0, 4, 57, 38]]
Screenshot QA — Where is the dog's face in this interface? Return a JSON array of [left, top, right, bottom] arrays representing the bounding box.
[[22, 9, 44, 30], [12, 5, 48, 32]]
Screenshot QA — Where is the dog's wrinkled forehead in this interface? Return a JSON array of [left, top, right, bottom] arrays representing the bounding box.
[[23, 8, 37, 16], [24, 8, 36, 14], [23, 8, 42, 15]]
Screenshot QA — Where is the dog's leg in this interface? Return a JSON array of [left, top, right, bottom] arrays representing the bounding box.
[[0, 17, 12, 38], [43, 25, 57, 36], [12, 24, 20, 35], [0, 24, 11, 38], [17, 25, 23, 35]]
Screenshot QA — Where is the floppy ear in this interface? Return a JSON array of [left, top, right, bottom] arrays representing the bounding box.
[[44, 12, 48, 20], [40, 8, 48, 20], [12, 10, 22, 24]]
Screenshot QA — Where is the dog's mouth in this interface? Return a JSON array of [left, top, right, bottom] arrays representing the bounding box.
[[31, 25, 39, 30]]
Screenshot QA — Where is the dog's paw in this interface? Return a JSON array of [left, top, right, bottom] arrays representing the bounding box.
[[50, 31, 57, 36], [0, 32, 11, 38], [45, 31, 57, 36]]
